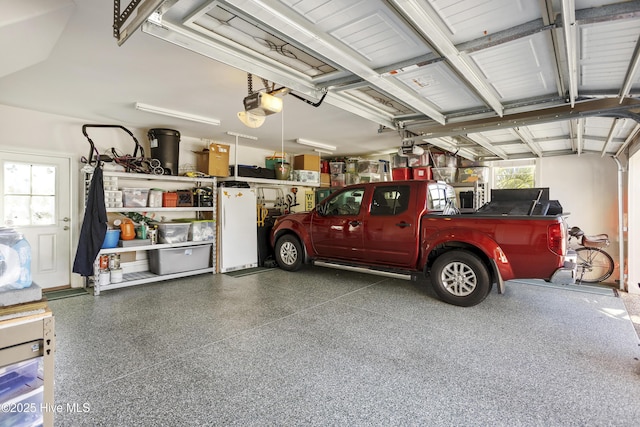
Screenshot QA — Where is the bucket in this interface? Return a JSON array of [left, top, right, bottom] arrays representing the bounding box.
[[275, 162, 291, 180], [102, 229, 121, 249], [148, 128, 180, 175]]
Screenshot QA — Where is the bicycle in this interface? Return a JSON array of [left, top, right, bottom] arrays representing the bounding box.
[[567, 226, 615, 283]]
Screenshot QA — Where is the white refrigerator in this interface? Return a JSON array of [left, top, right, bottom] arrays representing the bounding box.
[[218, 187, 258, 272]]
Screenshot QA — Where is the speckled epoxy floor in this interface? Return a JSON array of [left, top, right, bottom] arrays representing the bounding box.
[[48, 267, 640, 426]]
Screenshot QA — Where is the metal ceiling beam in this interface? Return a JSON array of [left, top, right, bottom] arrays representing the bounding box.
[[410, 97, 640, 138], [561, 0, 578, 108], [601, 118, 621, 156], [616, 123, 640, 157], [510, 127, 543, 158], [389, 0, 504, 118], [423, 137, 476, 160], [569, 118, 584, 155], [540, 0, 566, 98], [619, 38, 640, 102], [463, 134, 509, 160]]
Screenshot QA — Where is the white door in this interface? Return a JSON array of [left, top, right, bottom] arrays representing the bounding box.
[[0, 152, 72, 289]]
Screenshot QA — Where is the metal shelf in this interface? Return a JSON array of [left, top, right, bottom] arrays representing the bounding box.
[[84, 170, 217, 295], [98, 240, 211, 254], [94, 267, 215, 292], [218, 175, 320, 187]]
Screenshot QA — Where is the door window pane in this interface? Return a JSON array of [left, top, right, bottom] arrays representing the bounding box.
[[3, 162, 56, 226], [32, 165, 56, 195]]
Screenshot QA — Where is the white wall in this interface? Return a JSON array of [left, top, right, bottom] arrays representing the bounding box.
[[538, 154, 622, 283]]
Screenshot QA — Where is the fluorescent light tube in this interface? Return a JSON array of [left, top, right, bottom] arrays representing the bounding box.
[[296, 138, 336, 151], [135, 102, 220, 126]]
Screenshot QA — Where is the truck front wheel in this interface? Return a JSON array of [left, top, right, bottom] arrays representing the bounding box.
[[274, 234, 303, 271], [430, 250, 491, 307]]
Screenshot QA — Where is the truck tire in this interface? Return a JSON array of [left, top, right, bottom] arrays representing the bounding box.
[[430, 250, 491, 307], [275, 234, 303, 271]]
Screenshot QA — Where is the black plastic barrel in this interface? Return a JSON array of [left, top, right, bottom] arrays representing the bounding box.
[[148, 128, 180, 175]]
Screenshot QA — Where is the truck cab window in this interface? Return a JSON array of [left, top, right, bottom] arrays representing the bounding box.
[[428, 184, 458, 212], [370, 185, 410, 215], [325, 188, 364, 215]]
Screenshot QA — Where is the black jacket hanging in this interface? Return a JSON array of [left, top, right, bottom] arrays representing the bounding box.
[[73, 166, 107, 276]]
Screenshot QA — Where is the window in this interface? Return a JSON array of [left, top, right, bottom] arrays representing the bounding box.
[[324, 188, 364, 215], [493, 161, 536, 189], [370, 185, 410, 215], [3, 162, 56, 226], [428, 183, 457, 211]]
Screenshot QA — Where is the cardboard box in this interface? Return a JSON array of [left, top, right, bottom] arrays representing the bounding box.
[[194, 143, 230, 177], [294, 154, 320, 171], [320, 173, 331, 187]]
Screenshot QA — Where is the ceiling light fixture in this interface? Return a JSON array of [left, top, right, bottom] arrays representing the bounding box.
[[135, 102, 221, 126], [296, 138, 337, 152]]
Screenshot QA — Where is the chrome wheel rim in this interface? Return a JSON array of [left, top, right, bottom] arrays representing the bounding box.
[[279, 241, 298, 266], [440, 262, 477, 296]]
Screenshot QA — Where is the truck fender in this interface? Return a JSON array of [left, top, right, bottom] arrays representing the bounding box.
[[271, 219, 312, 262], [423, 228, 515, 284]]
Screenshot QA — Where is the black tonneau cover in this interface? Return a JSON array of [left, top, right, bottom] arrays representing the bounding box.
[[475, 188, 563, 216]]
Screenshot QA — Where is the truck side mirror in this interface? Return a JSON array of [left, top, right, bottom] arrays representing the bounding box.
[[316, 204, 327, 216]]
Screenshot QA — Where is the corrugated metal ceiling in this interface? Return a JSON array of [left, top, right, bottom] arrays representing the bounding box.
[[126, 0, 640, 160]]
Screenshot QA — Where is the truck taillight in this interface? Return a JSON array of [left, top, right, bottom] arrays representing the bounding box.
[[548, 223, 565, 256]]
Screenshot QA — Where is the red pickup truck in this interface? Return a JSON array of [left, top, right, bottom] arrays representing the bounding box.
[[270, 180, 575, 307]]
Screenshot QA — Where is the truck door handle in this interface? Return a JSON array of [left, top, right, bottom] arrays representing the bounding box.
[[396, 221, 411, 228], [349, 220, 361, 227]]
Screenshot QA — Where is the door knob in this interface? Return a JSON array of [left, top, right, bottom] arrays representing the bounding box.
[[62, 217, 70, 222]]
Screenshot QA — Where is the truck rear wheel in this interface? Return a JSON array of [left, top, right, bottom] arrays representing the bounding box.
[[274, 234, 303, 271], [430, 250, 491, 307]]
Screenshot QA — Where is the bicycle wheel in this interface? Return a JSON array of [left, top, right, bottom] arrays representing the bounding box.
[[575, 247, 614, 283]]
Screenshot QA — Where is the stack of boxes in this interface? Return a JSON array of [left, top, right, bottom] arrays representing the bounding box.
[[292, 154, 321, 184]]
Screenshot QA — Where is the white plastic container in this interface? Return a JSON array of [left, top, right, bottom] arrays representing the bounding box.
[[0, 228, 31, 289], [155, 222, 191, 244], [122, 188, 149, 207], [148, 244, 211, 275]]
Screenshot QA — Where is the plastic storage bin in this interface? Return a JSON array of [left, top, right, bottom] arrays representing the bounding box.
[[392, 168, 412, 180], [432, 167, 457, 183], [172, 219, 215, 241], [457, 166, 489, 183], [148, 244, 211, 274], [162, 192, 178, 207], [357, 160, 379, 173], [329, 161, 345, 174], [155, 222, 190, 244], [122, 188, 149, 207], [412, 166, 432, 180], [0, 358, 41, 400]]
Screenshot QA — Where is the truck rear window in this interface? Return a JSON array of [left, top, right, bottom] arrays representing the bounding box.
[[428, 184, 457, 211]]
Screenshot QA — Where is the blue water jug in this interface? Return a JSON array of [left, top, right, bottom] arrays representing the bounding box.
[[12, 234, 32, 289]]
